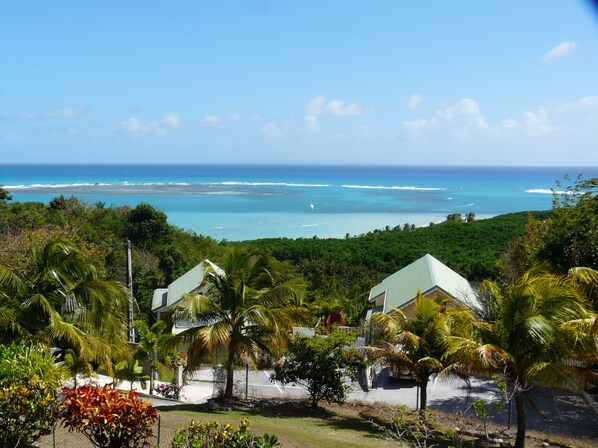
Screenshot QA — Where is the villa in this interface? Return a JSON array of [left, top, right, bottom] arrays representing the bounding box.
[[151, 259, 223, 334], [367, 253, 483, 318]]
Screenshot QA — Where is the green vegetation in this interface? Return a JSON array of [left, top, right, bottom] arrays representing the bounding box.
[[369, 293, 477, 412], [273, 330, 364, 409], [252, 211, 547, 294], [134, 319, 176, 395], [171, 248, 309, 399], [0, 343, 65, 447], [0, 239, 128, 372], [449, 267, 598, 448], [169, 418, 280, 448]]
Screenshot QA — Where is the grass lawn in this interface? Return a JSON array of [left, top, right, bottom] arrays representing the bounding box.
[[156, 401, 399, 448]]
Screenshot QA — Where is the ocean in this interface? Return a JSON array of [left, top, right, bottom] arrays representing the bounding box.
[[2, 164, 597, 241]]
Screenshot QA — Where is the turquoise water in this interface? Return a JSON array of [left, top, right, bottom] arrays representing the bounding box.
[[2, 164, 596, 241]]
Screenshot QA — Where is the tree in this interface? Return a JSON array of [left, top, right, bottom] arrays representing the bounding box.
[[134, 319, 174, 395], [171, 248, 309, 399], [124, 203, 171, 248], [0, 239, 129, 371], [0, 186, 12, 203], [114, 359, 150, 391], [369, 293, 476, 412], [451, 267, 597, 448], [539, 176, 598, 273], [273, 330, 364, 409]]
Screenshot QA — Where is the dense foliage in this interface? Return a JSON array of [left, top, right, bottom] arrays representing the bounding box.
[[169, 418, 280, 448], [62, 384, 159, 448], [273, 330, 364, 409], [0, 343, 64, 447], [0, 198, 222, 321], [252, 211, 546, 290]]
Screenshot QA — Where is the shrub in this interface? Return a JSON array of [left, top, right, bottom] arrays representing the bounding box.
[[0, 343, 64, 447], [169, 418, 280, 448], [272, 330, 365, 409], [155, 382, 183, 400], [62, 384, 159, 448]]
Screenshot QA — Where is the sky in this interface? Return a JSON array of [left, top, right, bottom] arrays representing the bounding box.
[[1, 0, 598, 166]]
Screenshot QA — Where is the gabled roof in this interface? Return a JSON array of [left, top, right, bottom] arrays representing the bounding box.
[[368, 254, 482, 313], [151, 259, 222, 312]]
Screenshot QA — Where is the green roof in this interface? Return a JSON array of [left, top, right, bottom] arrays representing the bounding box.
[[151, 259, 222, 312], [368, 254, 482, 313]]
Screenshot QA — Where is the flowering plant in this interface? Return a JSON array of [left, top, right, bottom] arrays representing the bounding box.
[[62, 384, 159, 448]]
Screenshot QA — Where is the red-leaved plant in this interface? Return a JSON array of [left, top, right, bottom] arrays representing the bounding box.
[[62, 384, 159, 448]]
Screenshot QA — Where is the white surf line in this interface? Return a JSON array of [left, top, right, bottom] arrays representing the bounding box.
[[263, 370, 284, 394]]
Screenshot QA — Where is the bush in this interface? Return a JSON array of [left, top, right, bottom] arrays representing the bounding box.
[[0, 343, 64, 447], [272, 330, 365, 409], [155, 382, 183, 400], [169, 418, 280, 448], [62, 384, 159, 448]]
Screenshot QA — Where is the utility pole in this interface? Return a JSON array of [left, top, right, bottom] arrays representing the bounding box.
[[126, 239, 134, 343]]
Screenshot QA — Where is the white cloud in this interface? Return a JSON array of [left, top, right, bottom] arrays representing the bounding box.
[[403, 98, 489, 139], [122, 114, 181, 135], [406, 94, 423, 109], [162, 113, 180, 128], [403, 98, 557, 140], [122, 117, 145, 134], [45, 102, 88, 118], [202, 115, 221, 126], [544, 41, 576, 61], [326, 100, 362, 116], [304, 95, 363, 133], [553, 96, 598, 113], [522, 108, 554, 136]]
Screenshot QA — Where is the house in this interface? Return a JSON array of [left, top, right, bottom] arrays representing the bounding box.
[[151, 259, 223, 334], [367, 254, 483, 318]]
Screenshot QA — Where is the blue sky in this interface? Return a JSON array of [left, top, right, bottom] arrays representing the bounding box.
[[1, 0, 597, 166]]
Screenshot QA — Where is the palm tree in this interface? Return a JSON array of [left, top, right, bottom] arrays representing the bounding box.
[[171, 248, 309, 399], [0, 239, 129, 371], [134, 319, 173, 395], [369, 292, 476, 412], [450, 267, 597, 448]]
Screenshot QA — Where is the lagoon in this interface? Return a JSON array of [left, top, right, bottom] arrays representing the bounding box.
[[2, 164, 597, 241]]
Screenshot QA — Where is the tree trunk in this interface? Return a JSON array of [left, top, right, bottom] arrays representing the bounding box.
[[514, 392, 527, 448], [149, 351, 156, 395], [224, 345, 236, 399], [420, 376, 428, 412], [149, 366, 155, 395]]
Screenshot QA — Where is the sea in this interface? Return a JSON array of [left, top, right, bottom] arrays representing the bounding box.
[[2, 164, 597, 241]]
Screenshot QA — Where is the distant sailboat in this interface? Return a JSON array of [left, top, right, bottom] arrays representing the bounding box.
[[309, 203, 314, 210]]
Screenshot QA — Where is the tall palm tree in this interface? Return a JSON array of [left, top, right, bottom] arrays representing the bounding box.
[[369, 292, 476, 411], [450, 267, 597, 448], [171, 248, 309, 399], [0, 239, 129, 370]]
